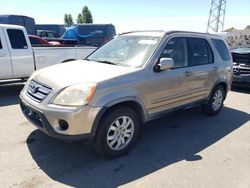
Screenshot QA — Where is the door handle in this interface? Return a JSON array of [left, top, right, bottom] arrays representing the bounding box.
[[213, 67, 218, 71], [184, 71, 191, 77]]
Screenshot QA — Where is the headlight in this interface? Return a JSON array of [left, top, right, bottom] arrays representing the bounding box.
[[53, 83, 96, 106]]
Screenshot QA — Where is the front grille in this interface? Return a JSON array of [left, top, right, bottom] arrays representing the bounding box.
[[239, 68, 250, 75], [27, 80, 52, 103], [233, 66, 250, 75]]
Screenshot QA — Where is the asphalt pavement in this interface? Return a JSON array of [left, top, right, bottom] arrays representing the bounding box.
[[0, 82, 249, 188]]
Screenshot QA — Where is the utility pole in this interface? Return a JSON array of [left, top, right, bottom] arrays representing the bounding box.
[[206, 0, 227, 33]]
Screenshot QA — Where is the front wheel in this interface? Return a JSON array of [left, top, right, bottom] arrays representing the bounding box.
[[202, 85, 225, 116], [94, 107, 140, 158]]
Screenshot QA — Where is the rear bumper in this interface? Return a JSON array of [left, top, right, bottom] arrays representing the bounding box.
[[20, 96, 101, 141]]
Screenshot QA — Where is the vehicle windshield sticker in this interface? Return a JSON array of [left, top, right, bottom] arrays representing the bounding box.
[[138, 40, 158, 45], [163, 49, 173, 54]]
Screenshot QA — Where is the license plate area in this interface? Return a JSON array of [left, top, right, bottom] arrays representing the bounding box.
[[20, 101, 43, 128]]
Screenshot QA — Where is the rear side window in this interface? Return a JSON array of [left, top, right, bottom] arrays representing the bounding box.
[[211, 39, 231, 61], [40, 32, 47, 37], [47, 32, 55, 38], [7, 29, 28, 49], [188, 38, 213, 66]]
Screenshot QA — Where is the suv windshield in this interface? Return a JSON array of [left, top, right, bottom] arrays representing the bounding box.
[[87, 35, 161, 67]]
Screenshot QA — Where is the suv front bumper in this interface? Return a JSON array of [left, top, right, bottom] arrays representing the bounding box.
[[20, 95, 102, 141]]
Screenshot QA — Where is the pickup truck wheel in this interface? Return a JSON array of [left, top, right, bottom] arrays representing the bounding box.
[[94, 107, 140, 158], [202, 85, 225, 116]]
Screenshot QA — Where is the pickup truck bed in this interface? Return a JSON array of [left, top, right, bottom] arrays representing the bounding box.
[[0, 24, 96, 80], [33, 46, 95, 70]]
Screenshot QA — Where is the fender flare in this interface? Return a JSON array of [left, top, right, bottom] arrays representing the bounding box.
[[90, 96, 148, 138]]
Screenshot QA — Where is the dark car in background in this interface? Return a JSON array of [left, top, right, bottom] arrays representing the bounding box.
[[0, 15, 36, 35], [231, 47, 250, 87], [36, 24, 66, 38], [62, 24, 116, 46]]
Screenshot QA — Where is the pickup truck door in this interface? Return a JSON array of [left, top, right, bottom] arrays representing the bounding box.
[[146, 37, 193, 115], [0, 27, 12, 79], [3, 27, 34, 78]]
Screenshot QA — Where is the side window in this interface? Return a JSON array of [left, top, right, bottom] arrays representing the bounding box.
[[47, 32, 55, 38], [41, 32, 47, 37], [160, 37, 188, 68], [7, 29, 28, 49], [188, 38, 214, 66], [0, 38, 2, 49], [211, 39, 231, 61]]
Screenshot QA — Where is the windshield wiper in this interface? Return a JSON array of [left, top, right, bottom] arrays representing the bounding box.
[[94, 60, 118, 66]]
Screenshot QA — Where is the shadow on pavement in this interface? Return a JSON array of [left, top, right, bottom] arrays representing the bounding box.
[[27, 107, 250, 188], [0, 83, 25, 107]]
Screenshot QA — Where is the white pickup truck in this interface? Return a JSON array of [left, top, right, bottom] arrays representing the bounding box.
[[0, 24, 96, 80]]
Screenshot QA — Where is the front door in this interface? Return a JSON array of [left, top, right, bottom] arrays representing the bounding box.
[[146, 37, 193, 115], [3, 27, 34, 78]]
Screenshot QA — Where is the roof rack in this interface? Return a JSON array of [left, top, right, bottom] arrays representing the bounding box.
[[165, 30, 210, 35], [117, 30, 221, 38], [118, 30, 165, 36]]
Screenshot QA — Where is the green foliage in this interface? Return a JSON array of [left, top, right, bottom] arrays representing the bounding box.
[[64, 5, 93, 25], [64, 14, 74, 27], [76, 13, 83, 24], [81, 6, 93, 23]]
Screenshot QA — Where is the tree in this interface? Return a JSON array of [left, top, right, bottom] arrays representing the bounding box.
[[64, 6, 93, 25], [76, 13, 83, 24], [82, 6, 93, 23], [64, 14, 74, 27], [76, 6, 93, 24]]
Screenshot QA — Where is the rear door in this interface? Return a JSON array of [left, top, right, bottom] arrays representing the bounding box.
[[3, 27, 34, 78], [0, 27, 12, 79], [186, 37, 216, 102]]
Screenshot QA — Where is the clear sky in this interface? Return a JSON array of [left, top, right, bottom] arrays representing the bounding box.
[[0, 0, 249, 33]]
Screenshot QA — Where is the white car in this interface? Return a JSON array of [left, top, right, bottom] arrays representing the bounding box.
[[0, 24, 96, 80]]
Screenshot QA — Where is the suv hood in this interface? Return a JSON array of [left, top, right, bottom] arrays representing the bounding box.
[[232, 51, 250, 65], [31, 60, 135, 90]]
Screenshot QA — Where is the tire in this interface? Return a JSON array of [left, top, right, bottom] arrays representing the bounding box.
[[94, 107, 140, 158], [202, 85, 225, 116]]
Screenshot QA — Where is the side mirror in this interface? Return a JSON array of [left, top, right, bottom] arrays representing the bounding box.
[[155, 58, 174, 72]]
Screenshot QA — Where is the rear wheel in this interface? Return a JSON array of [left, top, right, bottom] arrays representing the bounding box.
[[202, 85, 225, 116], [94, 107, 140, 158]]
